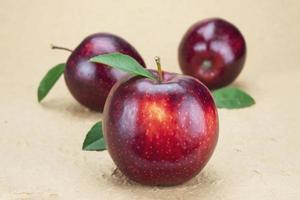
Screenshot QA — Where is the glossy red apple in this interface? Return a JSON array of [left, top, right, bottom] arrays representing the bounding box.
[[178, 18, 246, 89], [64, 33, 145, 111], [103, 67, 219, 186]]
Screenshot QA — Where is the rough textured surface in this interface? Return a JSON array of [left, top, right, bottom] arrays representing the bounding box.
[[0, 0, 300, 199]]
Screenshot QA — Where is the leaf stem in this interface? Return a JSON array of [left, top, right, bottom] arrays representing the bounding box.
[[51, 44, 73, 53], [155, 56, 163, 83]]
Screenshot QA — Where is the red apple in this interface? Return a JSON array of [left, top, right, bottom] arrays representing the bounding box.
[[178, 18, 246, 89], [103, 67, 219, 186], [64, 33, 145, 112]]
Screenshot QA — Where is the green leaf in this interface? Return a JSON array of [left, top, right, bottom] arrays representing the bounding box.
[[82, 122, 106, 151], [90, 53, 156, 80], [212, 87, 255, 109], [37, 63, 65, 102]]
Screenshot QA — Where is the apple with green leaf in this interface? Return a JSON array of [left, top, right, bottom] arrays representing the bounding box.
[[82, 53, 255, 186], [37, 33, 145, 111]]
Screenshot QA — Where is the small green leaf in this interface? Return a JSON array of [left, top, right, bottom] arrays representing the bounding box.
[[90, 53, 156, 80], [38, 63, 65, 102], [213, 87, 255, 109], [82, 122, 106, 151]]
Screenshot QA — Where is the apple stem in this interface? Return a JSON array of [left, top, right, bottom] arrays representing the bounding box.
[[155, 56, 163, 83], [51, 44, 73, 53]]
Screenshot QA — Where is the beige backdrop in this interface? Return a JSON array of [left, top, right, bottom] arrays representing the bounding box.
[[0, 0, 300, 199]]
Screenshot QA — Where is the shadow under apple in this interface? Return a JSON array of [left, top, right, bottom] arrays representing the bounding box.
[[229, 80, 249, 91], [102, 167, 222, 199], [40, 97, 102, 121]]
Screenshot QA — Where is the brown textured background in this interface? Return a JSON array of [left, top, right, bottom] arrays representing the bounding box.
[[1, 0, 300, 199]]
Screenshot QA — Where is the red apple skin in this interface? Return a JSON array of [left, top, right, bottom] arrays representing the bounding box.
[[103, 71, 219, 186], [64, 33, 146, 112], [178, 18, 246, 89]]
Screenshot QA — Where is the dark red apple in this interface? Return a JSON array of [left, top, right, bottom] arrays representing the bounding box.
[[178, 18, 246, 89], [103, 69, 219, 186], [64, 33, 145, 111]]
